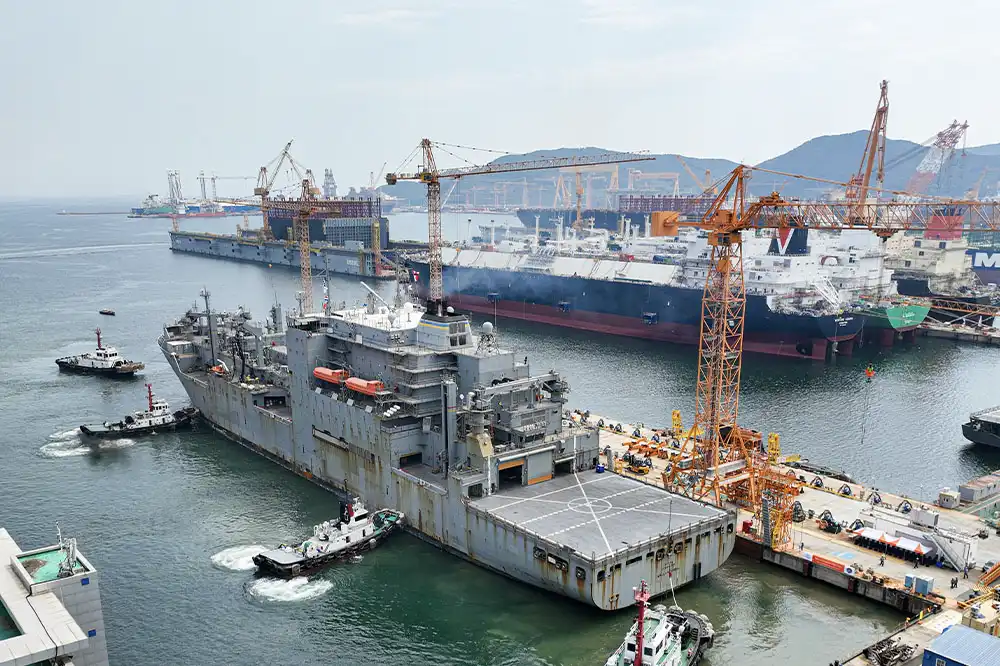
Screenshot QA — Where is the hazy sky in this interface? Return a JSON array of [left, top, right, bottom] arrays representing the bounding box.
[[4, 0, 996, 198]]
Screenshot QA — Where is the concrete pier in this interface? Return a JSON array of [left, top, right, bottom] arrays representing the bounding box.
[[578, 410, 1000, 665]]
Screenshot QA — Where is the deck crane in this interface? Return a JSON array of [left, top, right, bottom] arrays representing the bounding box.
[[386, 140, 653, 308], [662, 165, 1000, 544]]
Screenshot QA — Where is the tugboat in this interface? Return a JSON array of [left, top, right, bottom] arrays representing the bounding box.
[[79, 384, 198, 439], [604, 580, 714, 666], [253, 498, 405, 578], [55, 328, 144, 377]]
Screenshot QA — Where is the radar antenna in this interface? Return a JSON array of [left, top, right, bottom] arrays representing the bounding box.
[[476, 321, 499, 355]]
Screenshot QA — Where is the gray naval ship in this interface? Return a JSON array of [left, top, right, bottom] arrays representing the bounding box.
[[159, 288, 736, 610]]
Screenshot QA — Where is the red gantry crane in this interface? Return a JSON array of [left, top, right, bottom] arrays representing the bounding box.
[[385, 140, 653, 308]]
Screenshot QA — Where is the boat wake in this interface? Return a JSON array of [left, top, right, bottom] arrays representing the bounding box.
[[0, 242, 164, 261], [40, 431, 135, 458], [210, 545, 269, 572], [245, 576, 333, 603]]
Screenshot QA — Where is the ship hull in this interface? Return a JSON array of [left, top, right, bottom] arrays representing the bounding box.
[[968, 248, 1000, 286], [168, 231, 392, 279], [409, 261, 865, 359], [894, 276, 994, 325], [857, 304, 931, 332], [55, 359, 142, 377], [79, 408, 197, 439], [161, 342, 735, 610]]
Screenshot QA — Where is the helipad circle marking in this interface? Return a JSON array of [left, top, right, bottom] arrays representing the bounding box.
[[567, 497, 613, 515]]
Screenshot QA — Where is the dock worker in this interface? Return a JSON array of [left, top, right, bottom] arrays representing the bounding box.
[[964, 565, 969, 579], [879, 555, 885, 567]]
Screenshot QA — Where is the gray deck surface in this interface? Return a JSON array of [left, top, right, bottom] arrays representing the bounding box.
[[471, 471, 726, 560]]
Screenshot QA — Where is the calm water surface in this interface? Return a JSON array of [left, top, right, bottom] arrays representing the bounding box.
[[3, 201, 995, 664]]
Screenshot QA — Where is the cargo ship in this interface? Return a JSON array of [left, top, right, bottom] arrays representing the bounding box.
[[129, 194, 260, 219], [407, 227, 886, 359], [168, 228, 394, 280], [159, 294, 736, 610], [885, 228, 995, 325]]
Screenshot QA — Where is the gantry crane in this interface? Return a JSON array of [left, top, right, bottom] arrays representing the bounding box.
[[386, 140, 652, 307], [662, 166, 1000, 538]]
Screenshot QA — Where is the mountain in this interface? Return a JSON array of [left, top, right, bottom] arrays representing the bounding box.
[[377, 132, 1000, 205]]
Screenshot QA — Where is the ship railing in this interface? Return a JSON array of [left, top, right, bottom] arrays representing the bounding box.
[[969, 405, 1000, 420], [589, 516, 728, 568]]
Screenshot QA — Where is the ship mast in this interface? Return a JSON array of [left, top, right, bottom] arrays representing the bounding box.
[[634, 580, 650, 665], [146, 383, 154, 411], [95, 328, 102, 350]]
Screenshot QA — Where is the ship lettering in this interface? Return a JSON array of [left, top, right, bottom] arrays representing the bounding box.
[[972, 251, 1000, 269]]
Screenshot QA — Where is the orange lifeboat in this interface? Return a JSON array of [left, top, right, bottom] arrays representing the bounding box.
[[345, 377, 385, 396], [313, 367, 349, 385]]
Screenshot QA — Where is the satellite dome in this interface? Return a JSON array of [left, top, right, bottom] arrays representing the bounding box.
[[402, 302, 414, 311], [482, 321, 494, 335], [446, 306, 454, 314]]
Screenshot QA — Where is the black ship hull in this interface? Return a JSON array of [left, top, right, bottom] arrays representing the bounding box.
[[963, 421, 1000, 448], [56, 359, 143, 377], [894, 276, 994, 325], [408, 260, 866, 359], [79, 408, 198, 440]]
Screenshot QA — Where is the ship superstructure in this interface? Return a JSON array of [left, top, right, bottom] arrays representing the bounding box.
[[159, 292, 735, 610]]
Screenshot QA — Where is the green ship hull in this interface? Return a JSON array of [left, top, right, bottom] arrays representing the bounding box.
[[861, 303, 931, 331]]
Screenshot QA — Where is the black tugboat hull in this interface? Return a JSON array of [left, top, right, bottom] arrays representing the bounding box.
[[56, 360, 143, 377], [252, 518, 403, 578], [79, 408, 199, 440]]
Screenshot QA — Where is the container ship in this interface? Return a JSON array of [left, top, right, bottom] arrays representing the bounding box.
[[159, 293, 736, 610], [406, 224, 914, 359]]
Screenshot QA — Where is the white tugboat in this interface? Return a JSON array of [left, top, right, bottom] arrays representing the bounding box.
[[56, 328, 144, 377], [79, 384, 198, 440], [604, 580, 714, 666], [253, 498, 405, 578]]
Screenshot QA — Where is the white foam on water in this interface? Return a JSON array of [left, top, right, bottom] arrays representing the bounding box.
[[49, 428, 80, 441], [40, 436, 136, 459], [246, 576, 333, 603], [39, 441, 91, 458], [211, 545, 268, 572]]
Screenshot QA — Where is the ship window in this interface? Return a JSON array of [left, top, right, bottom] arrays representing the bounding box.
[[597, 569, 606, 581], [644, 647, 653, 657], [904, 261, 912, 267], [468, 483, 483, 498], [626, 643, 635, 652], [625, 555, 642, 566], [918, 251, 925, 256], [939, 242, 947, 249], [914, 240, 921, 247]]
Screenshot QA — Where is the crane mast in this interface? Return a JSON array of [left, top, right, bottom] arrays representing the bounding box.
[[387, 141, 653, 311], [845, 80, 889, 211], [664, 162, 1000, 545]]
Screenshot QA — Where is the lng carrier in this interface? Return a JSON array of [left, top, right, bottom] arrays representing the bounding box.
[[159, 291, 735, 609], [407, 220, 928, 359]]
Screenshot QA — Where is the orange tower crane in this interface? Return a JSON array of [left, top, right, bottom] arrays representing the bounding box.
[[663, 167, 1000, 518], [386, 140, 652, 309]]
